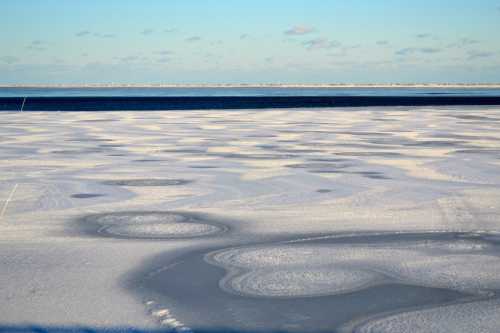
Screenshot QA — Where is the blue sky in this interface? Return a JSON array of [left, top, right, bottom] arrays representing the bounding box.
[[1, 0, 500, 84]]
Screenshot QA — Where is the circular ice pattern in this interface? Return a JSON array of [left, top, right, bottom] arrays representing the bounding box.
[[208, 233, 500, 298], [84, 211, 225, 239]]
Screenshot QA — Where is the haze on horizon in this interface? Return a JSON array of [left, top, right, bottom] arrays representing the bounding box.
[[1, 0, 500, 84]]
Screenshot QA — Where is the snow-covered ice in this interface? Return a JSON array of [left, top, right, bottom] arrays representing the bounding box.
[[208, 233, 500, 298], [83, 211, 226, 239], [1, 106, 500, 332]]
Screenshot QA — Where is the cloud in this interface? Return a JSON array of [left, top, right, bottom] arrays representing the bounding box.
[[26, 40, 47, 51], [0, 56, 19, 64], [302, 38, 340, 50], [420, 47, 441, 53], [164, 28, 176, 33], [240, 33, 249, 40], [467, 50, 495, 60], [185, 36, 201, 42], [396, 47, 413, 55], [155, 50, 172, 56], [76, 30, 115, 38], [76, 30, 91, 37], [395, 47, 441, 56], [448, 38, 480, 48], [141, 29, 153, 35], [376, 40, 389, 46], [92, 32, 116, 38], [284, 25, 315, 36], [415, 33, 432, 39], [460, 38, 479, 45], [26, 45, 45, 51]]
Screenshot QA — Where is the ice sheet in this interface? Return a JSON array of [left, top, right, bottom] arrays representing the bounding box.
[[1, 106, 500, 331]]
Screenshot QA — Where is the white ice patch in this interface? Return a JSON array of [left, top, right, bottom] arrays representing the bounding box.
[[90, 212, 224, 239], [350, 299, 500, 333], [105, 222, 220, 238], [230, 268, 379, 297], [209, 235, 500, 298]]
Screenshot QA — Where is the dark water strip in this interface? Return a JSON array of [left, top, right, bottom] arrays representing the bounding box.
[[2, 96, 500, 111]]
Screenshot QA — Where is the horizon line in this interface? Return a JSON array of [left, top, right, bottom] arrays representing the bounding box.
[[1, 83, 500, 89]]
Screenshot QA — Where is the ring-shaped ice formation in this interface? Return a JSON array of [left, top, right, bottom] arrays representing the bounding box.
[[83, 211, 226, 239], [207, 232, 500, 298], [348, 299, 500, 333]]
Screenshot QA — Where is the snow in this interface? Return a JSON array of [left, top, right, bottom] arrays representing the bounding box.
[[1, 106, 500, 331], [209, 235, 500, 298]]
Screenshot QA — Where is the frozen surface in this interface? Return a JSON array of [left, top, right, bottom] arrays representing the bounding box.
[[1, 106, 500, 332], [349, 298, 500, 333], [209, 234, 500, 298], [83, 211, 225, 239]]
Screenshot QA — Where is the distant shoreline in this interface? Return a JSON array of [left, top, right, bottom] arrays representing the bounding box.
[[1, 83, 500, 89]]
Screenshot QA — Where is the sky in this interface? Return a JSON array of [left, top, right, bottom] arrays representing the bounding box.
[[1, 0, 500, 84]]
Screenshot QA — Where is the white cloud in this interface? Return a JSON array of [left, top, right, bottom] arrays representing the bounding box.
[[76, 30, 91, 37], [303, 38, 340, 50], [0, 56, 19, 64], [284, 25, 315, 36], [467, 50, 495, 60], [185, 36, 201, 42], [415, 33, 432, 39], [396, 47, 441, 56]]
